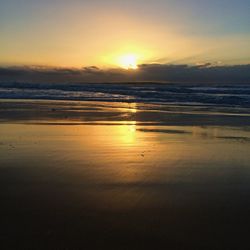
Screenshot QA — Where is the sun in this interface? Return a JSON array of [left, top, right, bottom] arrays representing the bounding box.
[[118, 54, 138, 70]]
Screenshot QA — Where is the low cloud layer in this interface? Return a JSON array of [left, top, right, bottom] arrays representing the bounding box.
[[0, 64, 249, 84]]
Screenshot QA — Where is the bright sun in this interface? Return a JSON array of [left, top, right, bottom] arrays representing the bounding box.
[[118, 54, 138, 70]]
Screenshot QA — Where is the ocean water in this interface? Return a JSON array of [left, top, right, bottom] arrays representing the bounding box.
[[1, 82, 250, 107]]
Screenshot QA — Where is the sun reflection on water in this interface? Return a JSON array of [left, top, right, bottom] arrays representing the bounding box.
[[118, 103, 137, 114]]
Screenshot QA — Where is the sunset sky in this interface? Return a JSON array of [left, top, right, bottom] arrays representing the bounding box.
[[1, 0, 250, 68]]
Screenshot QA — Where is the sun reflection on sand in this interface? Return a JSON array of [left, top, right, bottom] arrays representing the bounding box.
[[1, 122, 250, 215], [118, 121, 137, 145]]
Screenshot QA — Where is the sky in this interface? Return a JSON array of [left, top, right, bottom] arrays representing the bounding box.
[[1, 0, 250, 69]]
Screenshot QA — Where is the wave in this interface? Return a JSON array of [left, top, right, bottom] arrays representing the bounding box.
[[0, 82, 250, 108]]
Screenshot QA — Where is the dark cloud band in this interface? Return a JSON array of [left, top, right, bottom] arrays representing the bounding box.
[[0, 64, 249, 84]]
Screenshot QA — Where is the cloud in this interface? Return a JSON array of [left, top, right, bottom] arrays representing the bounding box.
[[0, 64, 249, 84]]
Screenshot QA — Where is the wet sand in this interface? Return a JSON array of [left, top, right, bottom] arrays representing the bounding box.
[[1, 100, 250, 249]]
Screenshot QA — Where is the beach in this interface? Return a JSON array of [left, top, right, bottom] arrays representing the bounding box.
[[1, 95, 250, 249]]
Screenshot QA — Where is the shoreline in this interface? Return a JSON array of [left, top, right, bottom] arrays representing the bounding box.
[[1, 99, 250, 127]]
